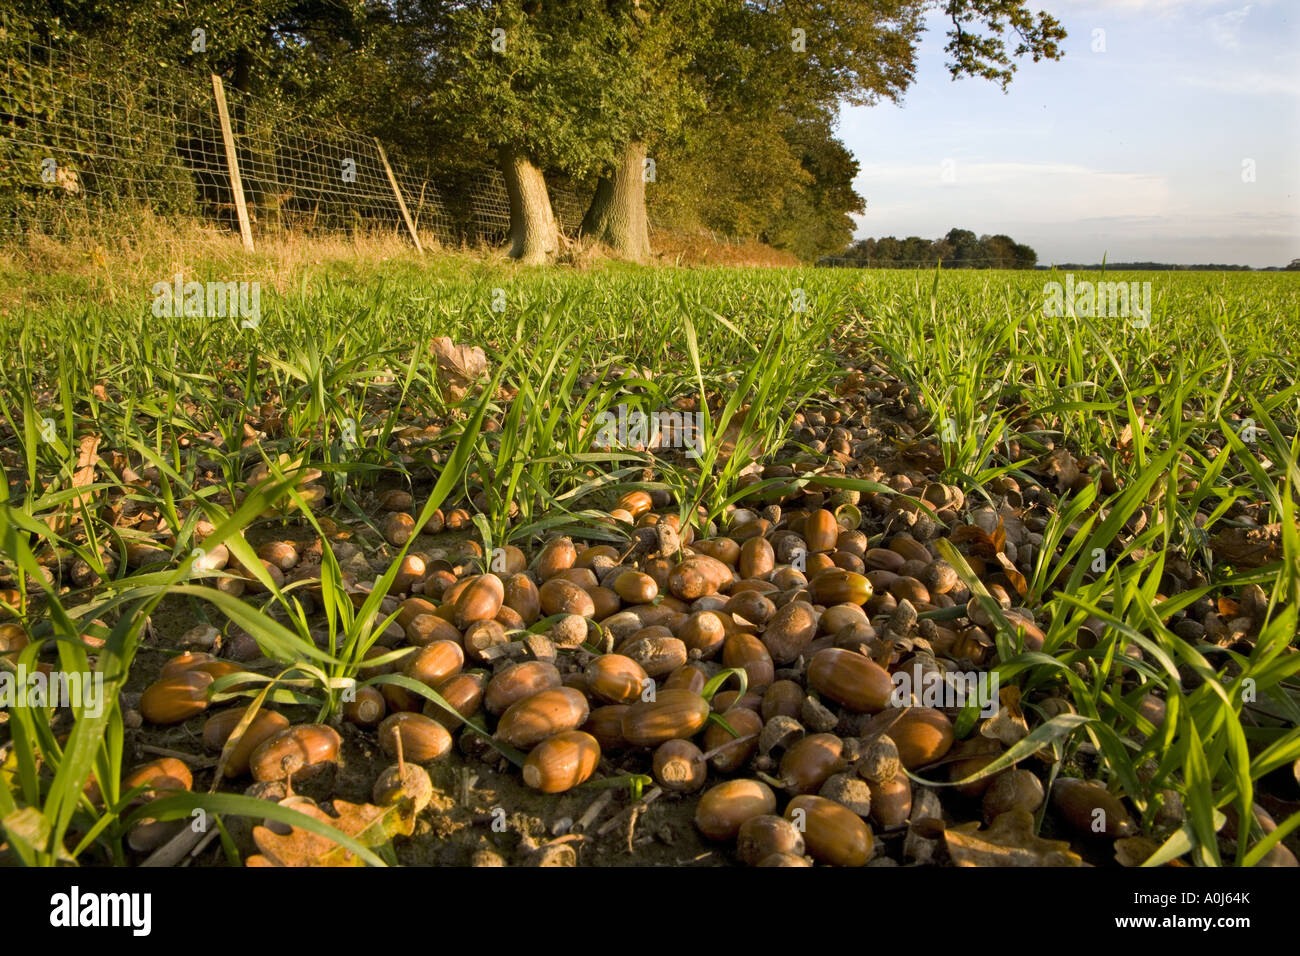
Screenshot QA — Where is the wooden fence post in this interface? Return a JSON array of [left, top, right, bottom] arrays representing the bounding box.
[[374, 138, 423, 253], [211, 74, 255, 253]]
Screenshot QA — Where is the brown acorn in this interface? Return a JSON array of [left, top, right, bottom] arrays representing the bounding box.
[[808, 568, 872, 606], [694, 779, 777, 841], [616, 634, 688, 678], [779, 733, 846, 794], [250, 724, 341, 781], [866, 707, 955, 768], [620, 688, 711, 747], [667, 555, 733, 600], [703, 706, 762, 773], [805, 647, 893, 713], [652, 738, 708, 792], [582, 704, 632, 750], [402, 639, 464, 689], [202, 707, 291, 778], [123, 757, 193, 797], [867, 773, 912, 829], [612, 570, 658, 604], [983, 768, 1044, 821], [140, 671, 213, 725], [496, 687, 590, 749], [379, 712, 452, 763], [382, 512, 415, 546], [1051, 778, 1136, 837], [485, 660, 563, 715], [539, 577, 596, 618], [736, 814, 806, 866], [536, 536, 577, 579], [426, 671, 486, 731], [677, 610, 729, 659], [585, 654, 649, 704], [785, 794, 873, 866], [663, 664, 708, 694], [343, 685, 387, 727], [761, 601, 818, 665], [738, 536, 776, 580], [503, 572, 541, 624], [454, 573, 505, 627], [761, 680, 804, 721], [804, 509, 839, 553], [522, 730, 601, 793], [720, 633, 775, 691]]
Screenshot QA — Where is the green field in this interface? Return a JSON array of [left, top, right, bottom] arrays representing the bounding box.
[[2, 256, 1298, 867]]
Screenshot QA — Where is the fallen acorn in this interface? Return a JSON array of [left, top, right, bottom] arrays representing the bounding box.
[[250, 724, 341, 781], [983, 768, 1044, 822], [736, 814, 806, 866], [380, 712, 453, 763], [486, 661, 563, 715], [779, 732, 846, 794], [694, 779, 778, 841], [202, 707, 291, 778], [867, 707, 955, 768], [703, 706, 762, 773], [343, 685, 388, 727], [373, 762, 433, 815], [426, 671, 486, 731], [805, 647, 893, 713], [496, 687, 590, 749], [785, 794, 874, 866], [652, 739, 708, 793], [868, 773, 913, 829], [454, 573, 505, 627], [585, 653, 649, 704], [140, 670, 214, 725], [1051, 778, 1136, 837], [522, 730, 601, 793], [620, 688, 711, 747]]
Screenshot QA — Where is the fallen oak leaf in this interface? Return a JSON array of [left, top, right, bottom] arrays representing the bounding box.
[[249, 799, 409, 867], [945, 809, 1087, 867]]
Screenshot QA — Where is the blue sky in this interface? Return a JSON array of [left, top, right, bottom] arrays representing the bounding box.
[[836, 0, 1300, 267]]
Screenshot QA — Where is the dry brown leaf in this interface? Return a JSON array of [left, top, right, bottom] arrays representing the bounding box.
[[996, 552, 1029, 597], [248, 799, 409, 868], [429, 337, 488, 400], [945, 810, 1087, 867], [1040, 447, 1080, 493], [980, 686, 1029, 746], [1209, 524, 1285, 568]]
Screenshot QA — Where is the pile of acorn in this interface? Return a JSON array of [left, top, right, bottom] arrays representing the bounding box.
[[121, 465, 1251, 867]]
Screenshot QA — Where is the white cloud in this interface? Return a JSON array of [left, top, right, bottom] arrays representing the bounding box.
[[1206, 4, 1251, 50], [1178, 68, 1300, 96]]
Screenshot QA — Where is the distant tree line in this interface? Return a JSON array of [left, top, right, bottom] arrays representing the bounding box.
[[818, 227, 1038, 268]]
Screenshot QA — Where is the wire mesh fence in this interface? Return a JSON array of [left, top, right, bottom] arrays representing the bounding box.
[[0, 34, 591, 252]]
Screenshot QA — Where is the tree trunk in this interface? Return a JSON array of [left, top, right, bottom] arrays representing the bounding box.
[[580, 139, 651, 263], [499, 146, 560, 264]]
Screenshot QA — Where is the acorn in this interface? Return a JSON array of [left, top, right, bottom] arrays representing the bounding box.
[[1051, 778, 1136, 837], [612, 569, 659, 604], [808, 568, 872, 606], [803, 509, 839, 553], [724, 589, 776, 627], [867, 773, 912, 829], [496, 687, 590, 749], [401, 640, 464, 691], [678, 610, 729, 659], [343, 685, 387, 727], [779, 733, 846, 794], [736, 814, 805, 866], [522, 730, 601, 793], [140, 670, 213, 725], [539, 577, 596, 618], [454, 573, 505, 627], [703, 707, 762, 773], [720, 633, 774, 692], [694, 779, 777, 841], [761, 601, 818, 665], [806, 647, 892, 712], [486, 661, 563, 715], [123, 757, 193, 798], [503, 573, 541, 624], [380, 712, 452, 763], [620, 689, 711, 747], [392, 554, 426, 594], [868, 707, 954, 768], [536, 537, 577, 579], [738, 537, 776, 579], [663, 664, 708, 695], [426, 671, 486, 730], [786, 794, 873, 866], [761, 680, 804, 721], [983, 769, 1044, 822], [202, 707, 291, 778], [382, 512, 415, 546], [373, 762, 433, 814], [667, 554, 732, 600], [652, 739, 708, 792], [617, 635, 688, 678], [583, 704, 632, 750], [757, 852, 812, 867], [585, 654, 649, 704], [250, 724, 341, 781]]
